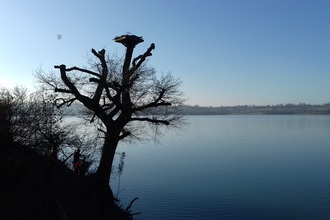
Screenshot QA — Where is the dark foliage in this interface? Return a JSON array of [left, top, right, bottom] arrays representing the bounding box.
[[0, 143, 135, 220], [0, 96, 12, 152]]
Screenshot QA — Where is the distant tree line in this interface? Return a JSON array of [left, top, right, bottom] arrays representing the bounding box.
[[176, 103, 330, 115]]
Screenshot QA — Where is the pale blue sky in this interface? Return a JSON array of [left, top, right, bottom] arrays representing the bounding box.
[[1, 0, 329, 106]]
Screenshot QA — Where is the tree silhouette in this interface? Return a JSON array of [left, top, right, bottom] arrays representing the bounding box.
[[36, 34, 186, 199]]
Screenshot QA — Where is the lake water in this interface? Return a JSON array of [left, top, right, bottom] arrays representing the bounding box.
[[111, 115, 330, 220]]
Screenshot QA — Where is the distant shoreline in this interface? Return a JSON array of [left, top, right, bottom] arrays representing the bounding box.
[[178, 104, 330, 115]]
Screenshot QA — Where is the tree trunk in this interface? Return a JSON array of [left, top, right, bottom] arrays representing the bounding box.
[[95, 132, 119, 200]]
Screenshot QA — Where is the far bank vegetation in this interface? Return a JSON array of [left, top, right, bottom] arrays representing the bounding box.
[[64, 103, 330, 116]]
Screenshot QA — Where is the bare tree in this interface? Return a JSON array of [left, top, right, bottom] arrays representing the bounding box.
[[1, 86, 36, 145], [36, 34, 186, 198]]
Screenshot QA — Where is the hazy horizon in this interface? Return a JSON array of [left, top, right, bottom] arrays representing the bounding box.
[[186, 102, 330, 108]]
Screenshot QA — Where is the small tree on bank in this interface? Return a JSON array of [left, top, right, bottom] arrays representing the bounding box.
[[0, 88, 13, 150], [36, 34, 186, 198], [0, 86, 94, 162]]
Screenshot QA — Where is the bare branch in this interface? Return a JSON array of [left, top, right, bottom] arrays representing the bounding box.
[[89, 78, 120, 105], [125, 197, 139, 212], [130, 117, 169, 125], [101, 105, 114, 112], [125, 43, 155, 88], [133, 89, 170, 112], [66, 66, 100, 78], [98, 128, 107, 134], [55, 88, 73, 94], [132, 43, 155, 68], [132, 55, 143, 66], [90, 48, 108, 102], [54, 65, 100, 115], [54, 65, 81, 96], [89, 78, 100, 84], [54, 97, 77, 108], [34, 68, 59, 89], [91, 48, 105, 59], [119, 130, 131, 140], [155, 89, 165, 103]]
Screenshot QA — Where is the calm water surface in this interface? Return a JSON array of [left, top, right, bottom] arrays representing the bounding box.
[[112, 115, 330, 220]]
